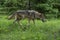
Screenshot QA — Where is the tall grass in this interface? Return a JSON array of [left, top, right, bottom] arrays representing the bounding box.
[[0, 15, 60, 40]]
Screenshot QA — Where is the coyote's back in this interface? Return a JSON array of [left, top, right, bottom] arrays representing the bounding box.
[[8, 10, 46, 26]]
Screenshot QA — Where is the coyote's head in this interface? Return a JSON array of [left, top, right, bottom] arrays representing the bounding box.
[[35, 11, 46, 22], [39, 13, 46, 22]]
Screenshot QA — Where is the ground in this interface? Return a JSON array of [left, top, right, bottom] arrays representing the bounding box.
[[0, 15, 60, 40]]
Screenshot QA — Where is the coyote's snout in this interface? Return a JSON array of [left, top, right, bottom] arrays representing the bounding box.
[[8, 10, 46, 26]]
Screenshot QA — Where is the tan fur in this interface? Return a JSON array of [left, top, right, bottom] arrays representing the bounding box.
[[8, 10, 46, 26]]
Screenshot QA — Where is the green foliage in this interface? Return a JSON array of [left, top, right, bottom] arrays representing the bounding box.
[[0, 15, 60, 40], [0, 0, 60, 18]]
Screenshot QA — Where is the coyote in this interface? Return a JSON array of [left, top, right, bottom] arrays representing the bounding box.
[[8, 10, 46, 26]]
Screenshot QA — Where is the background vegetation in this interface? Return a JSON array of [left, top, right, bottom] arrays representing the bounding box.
[[0, 0, 60, 19], [0, 0, 60, 40], [0, 15, 60, 40]]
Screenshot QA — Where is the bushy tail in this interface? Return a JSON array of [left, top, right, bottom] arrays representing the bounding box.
[[8, 12, 16, 20]]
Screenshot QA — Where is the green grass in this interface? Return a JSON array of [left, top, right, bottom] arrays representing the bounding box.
[[0, 15, 60, 40]]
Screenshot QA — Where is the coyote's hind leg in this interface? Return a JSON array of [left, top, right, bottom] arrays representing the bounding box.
[[27, 18, 31, 27], [32, 19, 35, 25]]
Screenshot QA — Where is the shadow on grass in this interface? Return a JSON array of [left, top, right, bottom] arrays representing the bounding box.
[[7, 22, 31, 31], [0, 23, 30, 34]]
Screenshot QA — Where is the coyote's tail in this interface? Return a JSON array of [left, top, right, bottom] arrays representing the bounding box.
[[8, 12, 16, 20]]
